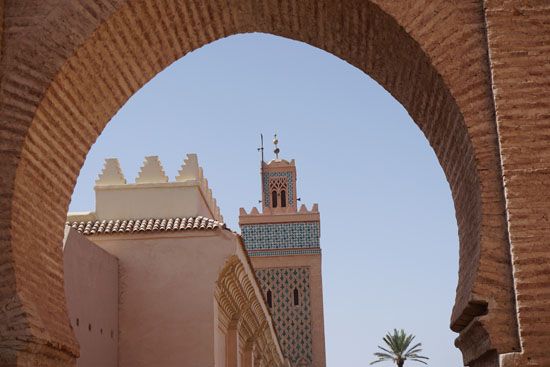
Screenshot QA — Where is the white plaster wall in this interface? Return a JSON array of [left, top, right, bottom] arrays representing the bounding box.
[[95, 185, 214, 219], [63, 227, 119, 367], [92, 230, 239, 367]]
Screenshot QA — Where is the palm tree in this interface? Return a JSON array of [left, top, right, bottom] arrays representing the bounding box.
[[370, 329, 429, 367]]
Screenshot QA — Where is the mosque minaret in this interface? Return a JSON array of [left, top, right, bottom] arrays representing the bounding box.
[[239, 136, 326, 367]]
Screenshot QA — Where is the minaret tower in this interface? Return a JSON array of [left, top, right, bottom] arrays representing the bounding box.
[[239, 135, 326, 367]]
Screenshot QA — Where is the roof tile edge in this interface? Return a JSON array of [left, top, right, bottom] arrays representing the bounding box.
[[66, 216, 226, 236]]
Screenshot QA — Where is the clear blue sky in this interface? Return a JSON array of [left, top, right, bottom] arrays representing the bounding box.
[[69, 33, 461, 366]]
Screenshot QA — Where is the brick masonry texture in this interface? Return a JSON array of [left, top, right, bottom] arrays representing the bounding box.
[[483, 2, 550, 366], [0, 1, 547, 366]]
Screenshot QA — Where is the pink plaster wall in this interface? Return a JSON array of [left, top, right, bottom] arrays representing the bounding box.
[[63, 227, 119, 367], [214, 305, 227, 367], [91, 230, 238, 367]]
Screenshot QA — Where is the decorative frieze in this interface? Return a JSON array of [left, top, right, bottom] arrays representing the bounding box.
[[255, 267, 313, 365], [241, 222, 320, 251], [247, 249, 321, 257]]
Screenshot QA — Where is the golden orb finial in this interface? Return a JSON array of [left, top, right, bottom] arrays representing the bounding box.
[[273, 134, 280, 159]]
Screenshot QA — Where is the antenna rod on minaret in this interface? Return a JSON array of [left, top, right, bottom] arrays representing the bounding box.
[[258, 134, 264, 164]]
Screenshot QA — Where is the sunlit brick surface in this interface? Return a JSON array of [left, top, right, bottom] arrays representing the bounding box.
[[0, 1, 547, 366]]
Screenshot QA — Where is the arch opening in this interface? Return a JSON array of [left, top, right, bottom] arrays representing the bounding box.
[[272, 190, 278, 208], [66, 33, 462, 366]]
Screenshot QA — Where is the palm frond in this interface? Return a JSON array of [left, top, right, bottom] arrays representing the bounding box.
[[402, 333, 414, 351], [377, 345, 396, 356], [373, 352, 395, 359], [408, 358, 429, 365], [370, 329, 429, 366], [405, 342, 422, 354], [370, 358, 390, 365]]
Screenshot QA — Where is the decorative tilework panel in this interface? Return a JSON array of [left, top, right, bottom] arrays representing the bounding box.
[[241, 222, 320, 250], [248, 248, 322, 257], [256, 267, 312, 365], [263, 172, 294, 206]]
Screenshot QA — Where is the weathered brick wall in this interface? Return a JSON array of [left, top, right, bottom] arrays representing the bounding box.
[[484, 1, 550, 365], [374, 3, 519, 362], [0, 1, 546, 366]]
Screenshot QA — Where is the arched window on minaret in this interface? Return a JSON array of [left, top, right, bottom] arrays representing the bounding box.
[[267, 290, 273, 308], [281, 190, 287, 207], [293, 288, 299, 306], [272, 191, 278, 208]]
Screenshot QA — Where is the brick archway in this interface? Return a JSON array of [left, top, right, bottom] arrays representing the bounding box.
[[0, 1, 537, 366]]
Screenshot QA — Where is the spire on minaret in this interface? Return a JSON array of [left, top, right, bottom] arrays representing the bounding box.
[[273, 134, 280, 159], [257, 134, 297, 213]]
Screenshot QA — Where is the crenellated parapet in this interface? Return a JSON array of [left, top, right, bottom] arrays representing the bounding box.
[[215, 255, 288, 367], [175, 154, 222, 220], [135, 156, 168, 184], [82, 154, 223, 222], [96, 158, 127, 185], [239, 204, 319, 224]]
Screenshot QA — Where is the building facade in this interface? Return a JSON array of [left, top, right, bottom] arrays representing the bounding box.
[[239, 142, 326, 367], [63, 227, 119, 367], [64, 154, 288, 367]]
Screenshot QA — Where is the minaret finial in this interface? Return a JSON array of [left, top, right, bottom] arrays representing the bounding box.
[[273, 133, 280, 159]]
